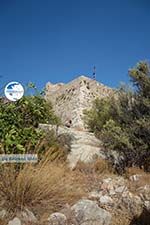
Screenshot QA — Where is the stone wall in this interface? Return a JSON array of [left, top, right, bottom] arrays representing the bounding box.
[[45, 75, 113, 129]]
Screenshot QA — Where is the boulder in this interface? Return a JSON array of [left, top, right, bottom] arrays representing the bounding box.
[[48, 212, 67, 225], [17, 208, 37, 223], [8, 217, 21, 225], [99, 196, 113, 205], [71, 199, 111, 225], [0, 209, 7, 219], [115, 186, 127, 193], [89, 191, 103, 199]]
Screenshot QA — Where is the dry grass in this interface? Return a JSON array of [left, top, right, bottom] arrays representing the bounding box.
[[40, 146, 69, 162], [111, 207, 150, 225], [111, 211, 132, 225], [74, 159, 115, 192], [1, 157, 149, 224], [0, 159, 86, 218], [75, 158, 114, 175], [125, 167, 148, 177], [125, 167, 150, 195], [0, 156, 116, 223], [0, 219, 6, 225], [93, 158, 114, 174]]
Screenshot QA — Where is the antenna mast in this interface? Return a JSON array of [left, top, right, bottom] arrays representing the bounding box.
[[92, 66, 96, 80]]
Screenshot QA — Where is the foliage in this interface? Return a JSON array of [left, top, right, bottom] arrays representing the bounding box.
[[100, 119, 133, 151], [84, 97, 113, 133], [127, 62, 150, 170], [84, 61, 150, 172], [0, 94, 60, 154]]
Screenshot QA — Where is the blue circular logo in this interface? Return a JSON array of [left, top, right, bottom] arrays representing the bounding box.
[[4, 81, 24, 101]]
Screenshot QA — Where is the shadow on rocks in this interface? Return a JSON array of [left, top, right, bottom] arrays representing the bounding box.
[[129, 208, 150, 225]]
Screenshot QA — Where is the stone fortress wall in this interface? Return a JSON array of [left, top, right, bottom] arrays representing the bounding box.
[[45, 75, 113, 129]]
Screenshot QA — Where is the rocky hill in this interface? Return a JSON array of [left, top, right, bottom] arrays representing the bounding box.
[[45, 75, 113, 129]]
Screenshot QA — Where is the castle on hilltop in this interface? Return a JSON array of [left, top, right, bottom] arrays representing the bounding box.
[[45, 75, 113, 130]]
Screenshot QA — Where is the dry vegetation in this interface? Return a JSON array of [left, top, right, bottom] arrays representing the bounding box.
[[0, 158, 149, 225], [125, 167, 150, 195], [75, 158, 115, 192], [0, 158, 119, 224], [0, 159, 86, 220]]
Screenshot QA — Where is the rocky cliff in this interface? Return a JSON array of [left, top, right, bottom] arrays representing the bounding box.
[[45, 75, 113, 129]]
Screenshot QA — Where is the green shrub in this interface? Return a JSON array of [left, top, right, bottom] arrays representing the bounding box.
[[85, 61, 150, 172], [0, 95, 60, 154], [101, 119, 133, 151], [84, 97, 113, 133]]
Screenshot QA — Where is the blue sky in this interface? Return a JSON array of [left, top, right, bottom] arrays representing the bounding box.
[[0, 0, 150, 91]]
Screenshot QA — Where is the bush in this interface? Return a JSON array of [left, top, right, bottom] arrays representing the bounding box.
[[85, 61, 150, 172], [84, 97, 112, 133], [0, 95, 60, 154], [101, 119, 133, 152]]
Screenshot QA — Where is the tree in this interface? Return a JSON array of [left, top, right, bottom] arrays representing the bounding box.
[[85, 61, 150, 172]]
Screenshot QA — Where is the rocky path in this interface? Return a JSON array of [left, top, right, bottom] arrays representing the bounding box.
[[39, 124, 106, 168], [67, 128, 106, 168]]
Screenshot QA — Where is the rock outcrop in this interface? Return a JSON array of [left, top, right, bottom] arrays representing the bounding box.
[[39, 124, 106, 168], [71, 199, 111, 225]]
